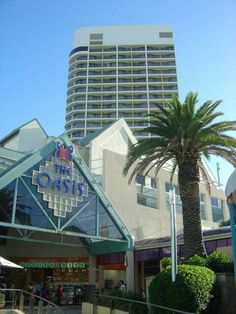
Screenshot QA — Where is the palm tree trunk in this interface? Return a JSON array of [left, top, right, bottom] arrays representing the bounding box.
[[178, 160, 207, 259]]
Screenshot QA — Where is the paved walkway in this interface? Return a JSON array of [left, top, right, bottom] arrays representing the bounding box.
[[22, 305, 82, 314]]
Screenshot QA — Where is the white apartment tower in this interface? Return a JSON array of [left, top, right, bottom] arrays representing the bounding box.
[[65, 25, 178, 141]]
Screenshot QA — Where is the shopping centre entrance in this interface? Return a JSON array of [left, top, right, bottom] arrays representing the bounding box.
[[0, 134, 134, 299]]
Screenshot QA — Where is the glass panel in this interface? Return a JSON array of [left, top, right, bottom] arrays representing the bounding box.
[[212, 206, 224, 222], [98, 202, 124, 239], [211, 197, 224, 222], [0, 181, 15, 223], [211, 197, 219, 207], [64, 197, 96, 235], [24, 151, 54, 177], [136, 176, 158, 208], [137, 194, 158, 208], [136, 175, 144, 185], [16, 178, 54, 228]]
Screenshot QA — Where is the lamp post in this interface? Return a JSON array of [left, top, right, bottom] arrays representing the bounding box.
[[169, 186, 178, 282], [225, 169, 236, 287], [227, 197, 236, 286]]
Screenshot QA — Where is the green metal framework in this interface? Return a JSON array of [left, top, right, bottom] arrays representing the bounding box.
[[0, 134, 133, 255]]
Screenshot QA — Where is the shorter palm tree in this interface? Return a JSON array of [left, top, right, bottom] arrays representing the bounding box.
[[123, 92, 236, 258]]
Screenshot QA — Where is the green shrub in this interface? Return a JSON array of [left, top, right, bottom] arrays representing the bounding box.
[[148, 264, 216, 314], [205, 251, 230, 273], [184, 252, 233, 273], [0, 293, 5, 306], [160, 257, 172, 270], [219, 219, 230, 227], [186, 254, 206, 267]]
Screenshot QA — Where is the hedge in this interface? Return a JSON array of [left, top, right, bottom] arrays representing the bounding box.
[[148, 264, 216, 314]]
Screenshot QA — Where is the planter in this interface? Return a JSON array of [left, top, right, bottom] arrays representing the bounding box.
[[82, 302, 93, 314], [97, 305, 110, 314], [82, 302, 129, 314], [114, 310, 128, 314]]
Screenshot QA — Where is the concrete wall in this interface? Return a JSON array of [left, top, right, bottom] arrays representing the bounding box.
[[102, 149, 227, 240], [2, 120, 50, 153], [73, 25, 174, 47]]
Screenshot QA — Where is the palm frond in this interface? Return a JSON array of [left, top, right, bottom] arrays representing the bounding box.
[[123, 92, 236, 185]]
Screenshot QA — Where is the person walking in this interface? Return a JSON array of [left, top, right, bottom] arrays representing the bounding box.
[[119, 280, 126, 293], [56, 284, 63, 306]]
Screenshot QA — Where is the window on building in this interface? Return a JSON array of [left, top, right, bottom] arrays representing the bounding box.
[[90, 33, 103, 40], [72, 131, 84, 138], [136, 175, 158, 208], [159, 32, 173, 38], [211, 197, 224, 222], [90, 34, 103, 45]]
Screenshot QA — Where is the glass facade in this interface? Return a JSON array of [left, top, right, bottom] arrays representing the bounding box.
[[0, 148, 126, 241], [136, 175, 158, 208]]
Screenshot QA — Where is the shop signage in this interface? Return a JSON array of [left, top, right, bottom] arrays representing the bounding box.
[[32, 142, 88, 218], [15, 257, 88, 269], [19, 261, 86, 269]]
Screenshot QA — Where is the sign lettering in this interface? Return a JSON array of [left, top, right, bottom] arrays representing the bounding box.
[[32, 143, 88, 218]]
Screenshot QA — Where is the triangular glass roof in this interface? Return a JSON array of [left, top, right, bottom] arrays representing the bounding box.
[[0, 134, 133, 255]]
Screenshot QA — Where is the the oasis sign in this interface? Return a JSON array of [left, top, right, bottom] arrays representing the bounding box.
[[32, 142, 88, 218]]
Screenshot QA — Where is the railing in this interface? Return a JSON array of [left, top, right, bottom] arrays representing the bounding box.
[[0, 288, 64, 314], [91, 294, 195, 314]]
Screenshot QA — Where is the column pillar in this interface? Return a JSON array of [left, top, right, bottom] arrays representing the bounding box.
[[88, 255, 96, 285], [98, 265, 104, 294], [125, 251, 134, 291], [228, 200, 236, 286]]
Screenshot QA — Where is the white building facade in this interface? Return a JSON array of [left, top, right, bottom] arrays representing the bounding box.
[[77, 118, 228, 241], [65, 25, 178, 141]]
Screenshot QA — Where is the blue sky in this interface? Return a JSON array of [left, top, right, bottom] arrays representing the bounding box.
[[0, 0, 235, 187]]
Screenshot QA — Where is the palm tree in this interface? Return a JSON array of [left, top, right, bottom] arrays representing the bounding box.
[[123, 92, 236, 258]]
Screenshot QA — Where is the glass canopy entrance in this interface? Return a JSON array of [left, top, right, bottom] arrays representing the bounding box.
[[0, 134, 133, 255]]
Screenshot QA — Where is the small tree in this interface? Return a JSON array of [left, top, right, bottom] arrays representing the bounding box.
[[149, 264, 216, 314]]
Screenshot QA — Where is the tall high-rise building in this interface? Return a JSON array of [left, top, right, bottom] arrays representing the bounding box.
[[65, 25, 178, 142]]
